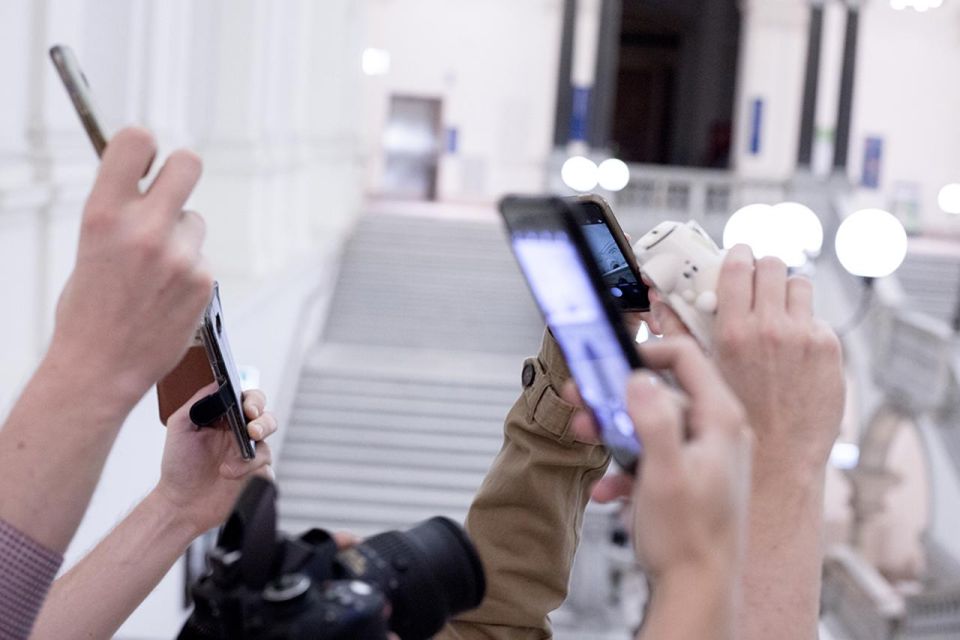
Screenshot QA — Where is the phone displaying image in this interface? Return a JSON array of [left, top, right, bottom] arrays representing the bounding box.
[[49, 45, 108, 157], [571, 195, 649, 312], [499, 195, 643, 471], [199, 284, 256, 460]]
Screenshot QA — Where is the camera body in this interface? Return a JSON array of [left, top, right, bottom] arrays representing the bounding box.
[[633, 220, 724, 349], [180, 478, 485, 640]]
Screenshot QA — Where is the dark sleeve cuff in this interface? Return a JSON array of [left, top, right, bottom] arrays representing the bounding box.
[[0, 519, 63, 640]]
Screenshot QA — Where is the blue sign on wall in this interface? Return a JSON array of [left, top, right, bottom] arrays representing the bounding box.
[[445, 127, 458, 154], [749, 98, 763, 155], [570, 85, 591, 142], [862, 136, 883, 189]]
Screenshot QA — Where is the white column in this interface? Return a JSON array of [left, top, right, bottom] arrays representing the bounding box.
[[568, 0, 602, 153], [0, 0, 43, 403], [186, 0, 273, 277], [27, 0, 101, 353], [138, 0, 192, 147], [732, 0, 810, 182], [0, 1, 46, 408], [812, 0, 847, 176], [300, 0, 365, 239]]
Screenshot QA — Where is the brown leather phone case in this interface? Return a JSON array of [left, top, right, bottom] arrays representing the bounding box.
[[157, 344, 215, 425]]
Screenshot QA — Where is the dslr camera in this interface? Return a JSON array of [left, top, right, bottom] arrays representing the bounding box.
[[179, 477, 486, 640]]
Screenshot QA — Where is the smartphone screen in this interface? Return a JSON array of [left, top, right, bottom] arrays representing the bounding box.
[[501, 197, 642, 470], [576, 199, 649, 312]]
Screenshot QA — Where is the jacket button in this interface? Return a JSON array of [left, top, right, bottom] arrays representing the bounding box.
[[521, 362, 536, 388]]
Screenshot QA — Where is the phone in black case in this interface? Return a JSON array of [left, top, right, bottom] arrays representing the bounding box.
[[499, 195, 643, 471]]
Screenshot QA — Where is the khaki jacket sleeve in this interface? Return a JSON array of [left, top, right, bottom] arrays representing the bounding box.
[[436, 331, 611, 640]]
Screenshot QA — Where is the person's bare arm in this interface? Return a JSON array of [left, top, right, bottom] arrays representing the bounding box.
[[31, 388, 276, 640], [0, 127, 212, 554], [622, 339, 750, 640], [708, 247, 843, 640], [647, 245, 844, 639]]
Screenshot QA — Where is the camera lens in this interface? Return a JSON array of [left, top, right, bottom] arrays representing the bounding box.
[[335, 517, 486, 640]]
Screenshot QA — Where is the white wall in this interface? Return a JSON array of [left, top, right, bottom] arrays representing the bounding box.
[[0, 0, 366, 636], [361, 0, 563, 203], [847, 1, 960, 232]]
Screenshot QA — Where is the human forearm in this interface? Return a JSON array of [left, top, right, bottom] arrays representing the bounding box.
[[741, 461, 826, 640], [31, 489, 198, 640], [439, 332, 610, 639], [0, 349, 134, 552], [639, 564, 736, 640]]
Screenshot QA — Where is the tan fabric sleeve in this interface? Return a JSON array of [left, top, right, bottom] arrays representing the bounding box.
[[436, 331, 611, 640]]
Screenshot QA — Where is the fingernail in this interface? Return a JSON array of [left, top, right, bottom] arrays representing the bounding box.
[[730, 244, 754, 261], [249, 424, 263, 439]]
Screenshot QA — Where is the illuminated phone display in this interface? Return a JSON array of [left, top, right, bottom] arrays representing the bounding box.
[[512, 230, 642, 460]]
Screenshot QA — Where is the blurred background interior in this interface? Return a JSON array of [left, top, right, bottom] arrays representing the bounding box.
[[2, 0, 960, 637]]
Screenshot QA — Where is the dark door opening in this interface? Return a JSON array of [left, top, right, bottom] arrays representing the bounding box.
[[612, 0, 740, 168]]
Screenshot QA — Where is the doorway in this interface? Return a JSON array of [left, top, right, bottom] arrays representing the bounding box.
[[381, 95, 443, 200], [612, 0, 740, 168]]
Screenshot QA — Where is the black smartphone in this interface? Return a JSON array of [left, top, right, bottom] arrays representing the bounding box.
[[199, 284, 256, 460], [571, 194, 649, 312], [49, 45, 108, 157], [499, 195, 643, 471]]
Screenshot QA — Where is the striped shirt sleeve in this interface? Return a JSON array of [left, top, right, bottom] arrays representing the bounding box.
[[0, 519, 62, 640]]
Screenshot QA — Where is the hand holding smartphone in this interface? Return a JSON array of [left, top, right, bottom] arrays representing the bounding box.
[[50, 44, 255, 460], [499, 195, 644, 471]]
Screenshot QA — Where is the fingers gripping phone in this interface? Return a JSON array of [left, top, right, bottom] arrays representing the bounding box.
[[154, 285, 256, 461], [570, 195, 649, 312], [499, 195, 644, 471], [195, 284, 257, 460], [50, 44, 255, 460]]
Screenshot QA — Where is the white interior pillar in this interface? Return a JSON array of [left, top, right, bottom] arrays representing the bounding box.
[[187, 0, 273, 277], [568, 0, 602, 153], [812, 0, 847, 176], [301, 0, 365, 239], [732, 0, 810, 182]]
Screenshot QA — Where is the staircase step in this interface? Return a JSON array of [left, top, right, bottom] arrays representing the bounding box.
[[289, 407, 503, 435], [279, 441, 495, 472], [283, 426, 500, 455], [277, 460, 487, 490], [293, 392, 512, 421]]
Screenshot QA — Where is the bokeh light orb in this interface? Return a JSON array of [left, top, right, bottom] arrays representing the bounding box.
[[938, 183, 960, 214], [561, 156, 599, 192], [597, 158, 630, 192], [835, 208, 908, 278]]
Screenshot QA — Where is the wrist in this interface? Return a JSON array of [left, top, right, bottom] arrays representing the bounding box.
[[652, 560, 737, 638], [43, 336, 146, 418], [751, 451, 827, 506], [33, 347, 136, 430], [144, 487, 205, 546]]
